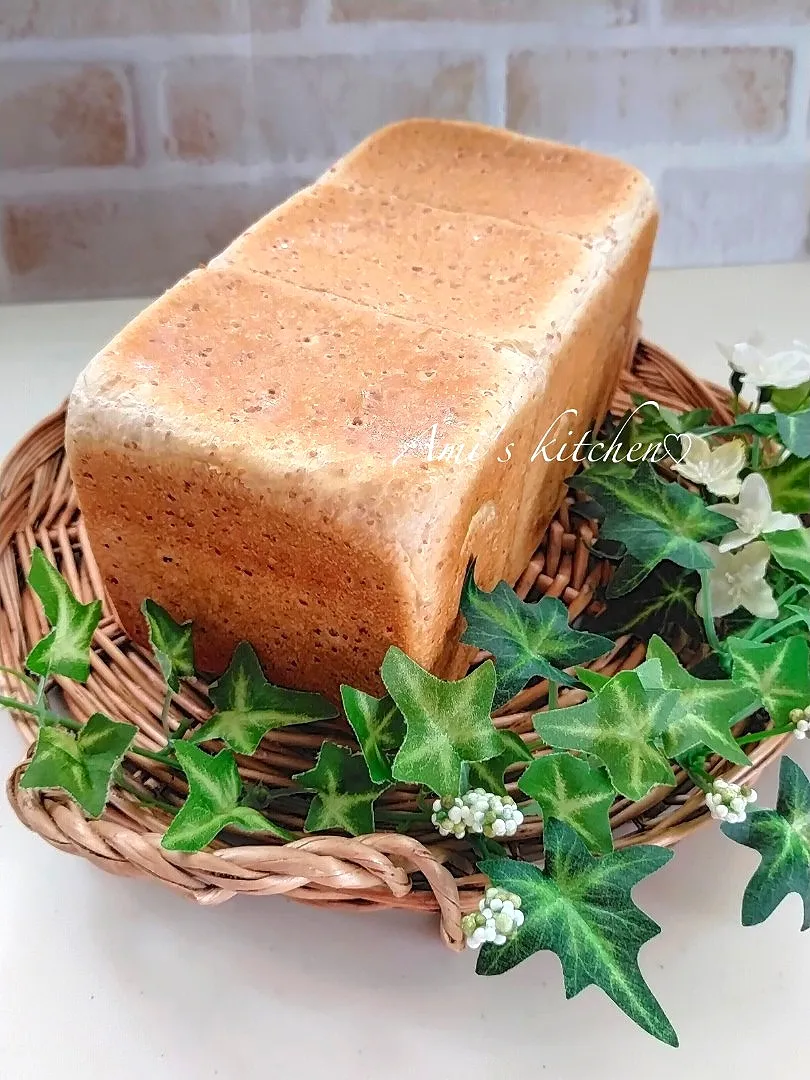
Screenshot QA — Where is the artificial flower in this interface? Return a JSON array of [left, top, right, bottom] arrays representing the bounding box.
[[696, 541, 778, 620], [432, 788, 524, 840], [790, 706, 810, 740], [724, 340, 810, 390], [671, 434, 745, 497], [462, 887, 525, 949], [710, 472, 802, 552], [705, 778, 758, 824]]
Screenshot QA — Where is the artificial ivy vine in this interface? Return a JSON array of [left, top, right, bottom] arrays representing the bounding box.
[[3, 338, 810, 1048]]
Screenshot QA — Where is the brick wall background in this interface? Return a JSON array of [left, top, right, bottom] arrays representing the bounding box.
[[1, 0, 809, 302]]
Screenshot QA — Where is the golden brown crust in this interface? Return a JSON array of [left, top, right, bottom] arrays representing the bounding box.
[[66, 120, 657, 697]]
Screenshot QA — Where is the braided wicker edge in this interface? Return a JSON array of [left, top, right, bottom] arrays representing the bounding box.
[[0, 339, 793, 949]]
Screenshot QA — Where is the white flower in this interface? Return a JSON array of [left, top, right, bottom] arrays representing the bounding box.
[[790, 706, 810, 740], [432, 789, 524, 840], [696, 541, 778, 620], [710, 472, 802, 553], [671, 434, 745, 498], [705, 778, 758, 825], [724, 340, 810, 390], [462, 887, 525, 949]]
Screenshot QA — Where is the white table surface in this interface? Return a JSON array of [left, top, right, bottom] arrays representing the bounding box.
[[2, 264, 810, 1079]]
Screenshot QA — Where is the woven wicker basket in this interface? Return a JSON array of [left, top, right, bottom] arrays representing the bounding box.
[[0, 339, 792, 950]]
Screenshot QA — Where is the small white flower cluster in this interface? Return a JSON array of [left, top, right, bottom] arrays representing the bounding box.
[[705, 778, 758, 824], [431, 788, 524, 840], [790, 706, 810, 739], [462, 887, 525, 950]]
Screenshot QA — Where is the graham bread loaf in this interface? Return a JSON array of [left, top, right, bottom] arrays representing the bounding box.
[[66, 120, 657, 699]]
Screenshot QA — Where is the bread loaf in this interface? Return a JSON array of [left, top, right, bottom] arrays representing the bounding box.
[[66, 120, 657, 698]]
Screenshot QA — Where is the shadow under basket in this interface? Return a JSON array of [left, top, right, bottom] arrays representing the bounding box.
[[0, 340, 792, 950]]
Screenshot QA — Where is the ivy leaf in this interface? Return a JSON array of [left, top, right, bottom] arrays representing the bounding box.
[[341, 686, 405, 784], [646, 636, 754, 766], [728, 636, 810, 727], [579, 560, 700, 643], [477, 821, 677, 1046], [717, 412, 779, 437], [764, 457, 810, 513], [518, 752, 616, 854], [25, 548, 102, 683], [771, 381, 810, 415], [20, 712, 136, 818], [293, 741, 387, 835], [765, 528, 810, 586], [162, 742, 291, 851], [466, 730, 533, 796], [775, 411, 810, 459], [192, 642, 337, 755], [570, 462, 729, 596], [460, 567, 612, 706], [382, 647, 501, 797], [141, 599, 195, 691], [723, 756, 810, 929], [534, 670, 677, 800]]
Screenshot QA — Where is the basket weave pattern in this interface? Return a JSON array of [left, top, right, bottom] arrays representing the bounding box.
[[0, 341, 792, 949]]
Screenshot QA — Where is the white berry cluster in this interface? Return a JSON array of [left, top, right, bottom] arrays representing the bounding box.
[[790, 706, 810, 739], [704, 778, 758, 824], [431, 788, 524, 840], [462, 887, 525, 950]]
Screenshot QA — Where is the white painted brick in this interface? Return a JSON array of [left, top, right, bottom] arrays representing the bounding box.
[[656, 166, 810, 267], [508, 47, 794, 145]]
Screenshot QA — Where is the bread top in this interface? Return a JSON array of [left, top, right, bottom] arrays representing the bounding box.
[[210, 182, 603, 346], [324, 119, 654, 253]]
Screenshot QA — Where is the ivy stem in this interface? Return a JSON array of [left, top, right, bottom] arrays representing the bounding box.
[[697, 572, 726, 662], [736, 724, 794, 747], [0, 694, 178, 767], [0, 665, 38, 692], [753, 613, 809, 643], [159, 687, 173, 741], [116, 774, 178, 814], [751, 433, 762, 470], [742, 584, 807, 640], [173, 713, 196, 741], [548, 680, 559, 710]]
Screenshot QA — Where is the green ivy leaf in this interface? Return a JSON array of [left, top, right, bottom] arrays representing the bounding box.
[[477, 821, 677, 1046], [293, 741, 387, 835], [466, 730, 533, 796], [723, 756, 810, 929], [570, 462, 729, 596], [765, 528, 810, 586], [460, 567, 612, 706], [192, 642, 337, 755], [534, 670, 677, 800], [382, 647, 501, 797], [25, 548, 102, 683], [579, 561, 700, 642], [162, 741, 291, 851], [775, 411, 810, 459], [20, 712, 136, 818], [518, 752, 616, 854], [341, 687, 405, 784], [764, 457, 810, 513], [728, 636, 810, 727], [772, 381, 810, 415], [646, 636, 754, 766], [141, 599, 195, 691]]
